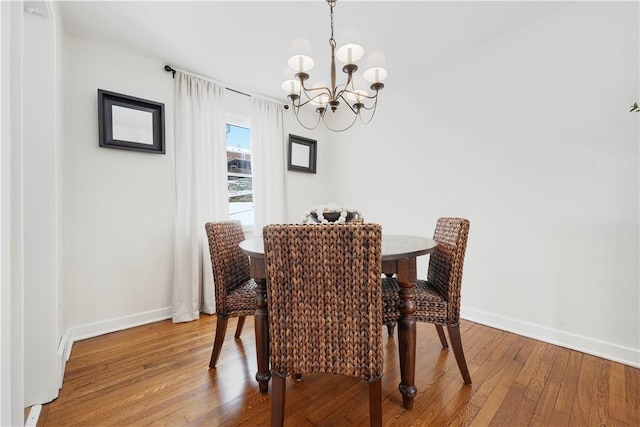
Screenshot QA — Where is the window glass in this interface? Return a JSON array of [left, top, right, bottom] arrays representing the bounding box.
[[226, 123, 253, 227]]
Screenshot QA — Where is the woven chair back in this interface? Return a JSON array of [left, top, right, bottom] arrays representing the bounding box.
[[263, 223, 384, 380], [427, 217, 470, 323], [205, 221, 251, 316]]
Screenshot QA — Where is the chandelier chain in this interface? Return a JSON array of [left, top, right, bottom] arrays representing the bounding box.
[[329, 0, 336, 47]]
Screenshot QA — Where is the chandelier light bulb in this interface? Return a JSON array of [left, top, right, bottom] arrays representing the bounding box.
[[310, 92, 329, 106], [287, 54, 315, 73], [336, 44, 364, 64], [281, 79, 301, 94], [363, 67, 388, 83], [345, 89, 368, 103]]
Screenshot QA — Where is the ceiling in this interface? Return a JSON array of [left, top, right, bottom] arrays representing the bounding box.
[[58, 1, 569, 101]]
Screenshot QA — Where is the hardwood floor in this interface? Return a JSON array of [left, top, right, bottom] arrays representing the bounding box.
[[36, 316, 640, 426]]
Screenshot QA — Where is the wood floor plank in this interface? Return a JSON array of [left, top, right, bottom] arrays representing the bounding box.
[[454, 333, 527, 426], [529, 345, 570, 426], [468, 338, 536, 426], [552, 349, 582, 416], [487, 340, 547, 426], [44, 342, 217, 425], [587, 357, 610, 426], [608, 362, 628, 425], [568, 353, 598, 426], [508, 343, 558, 425], [428, 330, 522, 426], [35, 316, 640, 427], [625, 364, 640, 426]]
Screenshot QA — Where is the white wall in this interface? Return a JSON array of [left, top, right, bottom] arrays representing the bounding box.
[[63, 36, 176, 339], [283, 108, 328, 223], [62, 36, 328, 342], [328, 2, 639, 366]]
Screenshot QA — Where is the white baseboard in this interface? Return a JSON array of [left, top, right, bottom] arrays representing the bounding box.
[[69, 307, 173, 342], [25, 405, 41, 427], [56, 332, 69, 390], [461, 307, 640, 368]]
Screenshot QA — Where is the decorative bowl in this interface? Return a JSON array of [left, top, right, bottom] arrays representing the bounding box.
[[310, 211, 357, 223]]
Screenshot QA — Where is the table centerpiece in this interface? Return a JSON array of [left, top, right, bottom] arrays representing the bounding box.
[[301, 202, 363, 224]]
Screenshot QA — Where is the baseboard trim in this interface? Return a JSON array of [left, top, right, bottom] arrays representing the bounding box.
[[69, 307, 173, 343], [56, 332, 70, 390], [25, 405, 42, 427], [461, 307, 640, 368], [58, 307, 639, 376]]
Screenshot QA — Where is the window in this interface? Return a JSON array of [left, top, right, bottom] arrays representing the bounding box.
[[226, 122, 253, 228]]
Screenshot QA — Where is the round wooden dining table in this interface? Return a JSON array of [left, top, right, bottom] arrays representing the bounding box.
[[239, 234, 438, 410]]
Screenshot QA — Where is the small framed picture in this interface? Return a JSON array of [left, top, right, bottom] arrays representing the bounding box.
[[98, 89, 165, 154], [287, 134, 317, 174]]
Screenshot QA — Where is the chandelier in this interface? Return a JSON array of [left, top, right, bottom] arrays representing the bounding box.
[[281, 0, 387, 132]]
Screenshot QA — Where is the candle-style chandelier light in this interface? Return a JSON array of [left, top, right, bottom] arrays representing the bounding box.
[[281, 0, 387, 132]]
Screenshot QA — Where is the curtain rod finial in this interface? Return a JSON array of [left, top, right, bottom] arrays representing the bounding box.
[[164, 65, 176, 78]]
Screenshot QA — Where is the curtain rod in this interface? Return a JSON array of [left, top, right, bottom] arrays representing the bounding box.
[[164, 65, 289, 108]]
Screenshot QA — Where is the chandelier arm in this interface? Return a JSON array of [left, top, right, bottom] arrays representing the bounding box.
[[337, 93, 360, 115], [338, 88, 379, 101], [300, 80, 332, 94], [328, 72, 354, 97], [345, 72, 354, 88], [321, 110, 359, 132], [292, 103, 322, 131], [358, 96, 379, 125], [299, 81, 332, 104], [300, 88, 332, 103], [360, 91, 381, 111], [293, 94, 329, 109]]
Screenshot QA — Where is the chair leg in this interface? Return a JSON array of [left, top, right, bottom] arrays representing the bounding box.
[[234, 316, 246, 339], [209, 316, 228, 368], [369, 378, 382, 427], [386, 323, 396, 337], [271, 373, 286, 427], [447, 324, 472, 385], [435, 324, 448, 349]]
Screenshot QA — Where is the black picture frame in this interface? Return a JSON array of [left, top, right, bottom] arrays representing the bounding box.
[[287, 134, 317, 174], [98, 89, 165, 154]]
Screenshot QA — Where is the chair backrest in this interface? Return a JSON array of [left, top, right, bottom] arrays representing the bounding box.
[[263, 223, 383, 380], [205, 221, 250, 316], [427, 217, 470, 323]]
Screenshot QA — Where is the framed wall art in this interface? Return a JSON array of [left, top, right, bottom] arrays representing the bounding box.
[[287, 134, 317, 174], [98, 89, 165, 154]]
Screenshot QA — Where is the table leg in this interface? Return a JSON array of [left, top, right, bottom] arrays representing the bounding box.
[[254, 276, 270, 393], [396, 258, 417, 410]]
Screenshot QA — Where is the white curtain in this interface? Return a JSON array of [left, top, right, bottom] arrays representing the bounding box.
[[251, 96, 287, 233], [172, 71, 229, 323]]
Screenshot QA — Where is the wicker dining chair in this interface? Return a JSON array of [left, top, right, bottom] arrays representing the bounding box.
[[263, 223, 384, 427], [205, 221, 257, 368], [382, 217, 472, 385]]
